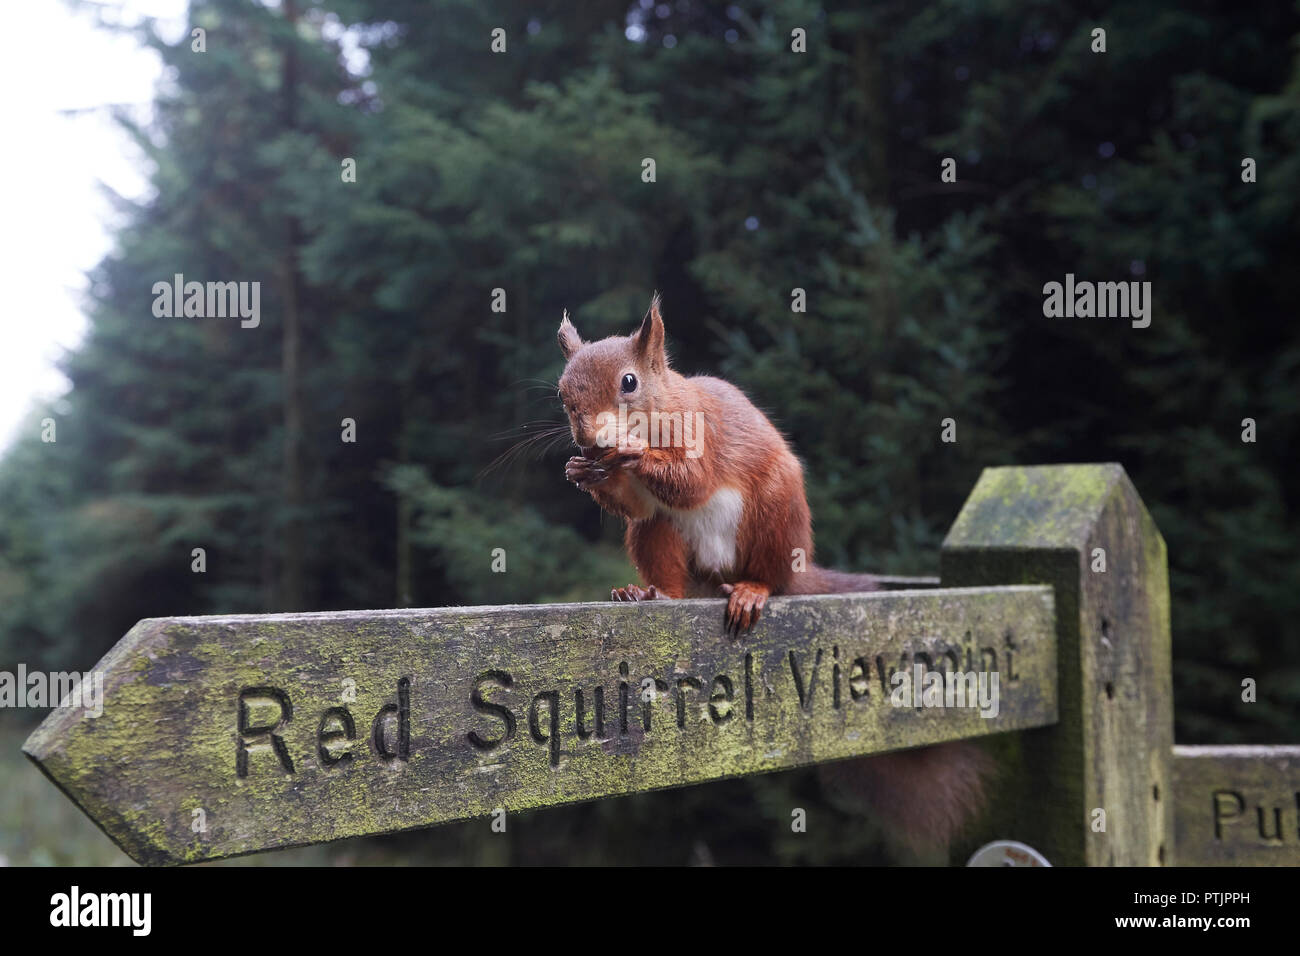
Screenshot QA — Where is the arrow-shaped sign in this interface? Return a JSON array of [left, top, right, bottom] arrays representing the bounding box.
[[24, 587, 1056, 864]]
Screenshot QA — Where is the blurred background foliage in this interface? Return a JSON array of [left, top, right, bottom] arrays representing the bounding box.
[[1, 0, 1297, 865]]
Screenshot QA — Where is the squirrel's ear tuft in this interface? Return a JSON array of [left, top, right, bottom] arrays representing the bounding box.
[[558, 310, 584, 360], [635, 293, 666, 371]]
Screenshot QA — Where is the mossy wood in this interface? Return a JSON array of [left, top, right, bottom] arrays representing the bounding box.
[[1173, 745, 1300, 866], [942, 463, 1173, 866], [24, 586, 1055, 865]]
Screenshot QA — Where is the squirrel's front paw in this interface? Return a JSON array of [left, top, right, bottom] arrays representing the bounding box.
[[565, 455, 609, 490], [611, 584, 666, 602], [609, 440, 646, 469], [719, 581, 769, 636], [587, 440, 645, 472]]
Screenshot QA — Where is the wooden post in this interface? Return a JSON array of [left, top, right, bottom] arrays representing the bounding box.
[[941, 463, 1173, 866]]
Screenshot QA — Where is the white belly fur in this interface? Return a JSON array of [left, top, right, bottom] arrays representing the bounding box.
[[631, 480, 744, 573]]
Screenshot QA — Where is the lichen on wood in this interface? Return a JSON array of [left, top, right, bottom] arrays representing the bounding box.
[[942, 463, 1173, 867], [24, 586, 1056, 865], [1173, 745, 1300, 866]]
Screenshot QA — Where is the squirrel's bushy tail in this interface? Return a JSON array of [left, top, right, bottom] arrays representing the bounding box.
[[817, 742, 996, 855], [789, 566, 938, 594], [797, 563, 994, 855]]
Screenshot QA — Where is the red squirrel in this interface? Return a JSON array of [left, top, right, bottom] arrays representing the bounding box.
[[557, 295, 992, 854]]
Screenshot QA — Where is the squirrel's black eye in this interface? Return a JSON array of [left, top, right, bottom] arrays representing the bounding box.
[[621, 373, 638, 394]]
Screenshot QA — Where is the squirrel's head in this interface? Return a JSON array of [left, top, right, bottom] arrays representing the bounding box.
[[556, 294, 670, 453]]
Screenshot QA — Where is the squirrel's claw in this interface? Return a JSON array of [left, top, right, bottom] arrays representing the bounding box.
[[567, 445, 643, 490], [611, 583, 665, 603], [610, 442, 645, 467], [565, 455, 609, 489], [720, 581, 769, 636], [588, 442, 644, 472]]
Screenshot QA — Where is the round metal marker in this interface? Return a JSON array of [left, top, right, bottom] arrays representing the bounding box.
[[966, 840, 1051, 866]]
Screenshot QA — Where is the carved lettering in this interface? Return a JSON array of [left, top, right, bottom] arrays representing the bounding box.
[[575, 687, 605, 739], [317, 706, 356, 766], [788, 648, 822, 712], [468, 670, 516, 750], [709, 675, 734, 724], [529, 690, 561, 766], [1213, 789, 1245, 839], [232, 629, 1031, 779], [237, 687, 293, 777], [1209, 788, 1300, 846], [676, 677, 703, 728], [370, 677, 411, 761]]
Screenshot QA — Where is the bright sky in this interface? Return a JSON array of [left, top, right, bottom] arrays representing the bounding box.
[[0, 0, 188, 453]]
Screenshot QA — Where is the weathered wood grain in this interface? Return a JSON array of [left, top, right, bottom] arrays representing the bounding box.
[[942, 464, 1173, 866], [24, 586, 1055, 865], [1173, 745, 1300, 866]]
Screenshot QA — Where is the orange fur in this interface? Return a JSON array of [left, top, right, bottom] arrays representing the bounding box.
[[818, 742, 996, 857], [558, 298, 815, 617], [557, 296, 990, 853]]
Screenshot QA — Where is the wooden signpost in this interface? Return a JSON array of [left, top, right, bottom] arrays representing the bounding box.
[[20, 463, 1298, 866], [942, 463, 1174, 866], [1172, 745, 1300, 866], [22, 587, 1056, 865]]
